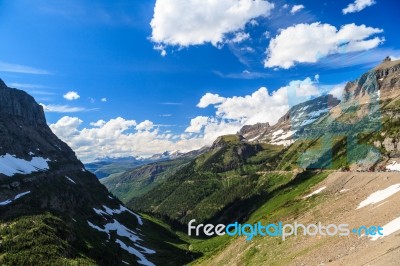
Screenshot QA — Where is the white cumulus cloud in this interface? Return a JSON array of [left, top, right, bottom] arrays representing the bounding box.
[[50, 117, 205, 162], [49, 77, 327, 162], [150, 0, 274, 48], [329, 83, 347, 99], [264, 22, 384, 69], [197, 93, 226, 108], [183, 77, 321, 145], [290, 4, 305, 14], [136, 120, 154, 131], [63, 91, 80, 100], [343, 0, 376, 14], [185, 116, 210, 133]]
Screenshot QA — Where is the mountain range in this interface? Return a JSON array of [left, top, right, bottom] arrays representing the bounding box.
[[1, 58, 399, 265]]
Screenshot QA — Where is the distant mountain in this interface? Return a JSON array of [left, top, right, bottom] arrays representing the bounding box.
[[239, 94, 340, 146], [124, 59, 400, 230], [0, 80, 195, 265], [85, 150, 205, 179], [85, 156, 151, 179]]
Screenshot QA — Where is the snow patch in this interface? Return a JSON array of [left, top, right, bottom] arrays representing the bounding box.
[[0, 191, 31, 206], [299, 118, 317, 127], [370, 216, 400, 241], [274, 130, 296, 141], [271, 139, 294, 146], [272, 129, 284, 138], [304, 186, 326, 198], [357, 184, 400, 209], [308, 108, 328, 118], [116, 239, 155, 266], [93, 204, 143, 225], [87, 219, 155, 266], [247, 136, 259, 142], [65, 176, 76, 184], [0, 153, 50, 176], [386, 161, 400, 172]]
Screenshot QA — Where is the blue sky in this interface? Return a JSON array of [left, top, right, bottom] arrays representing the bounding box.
[[0, 0, 399, 162]]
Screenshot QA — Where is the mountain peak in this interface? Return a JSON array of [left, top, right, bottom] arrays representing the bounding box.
[[0, 79, 46, 126], [374, 58, 400, 71], [0, 79, 7, 88]]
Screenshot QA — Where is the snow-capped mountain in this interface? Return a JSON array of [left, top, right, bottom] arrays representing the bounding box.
[[239, 94, 340, 146]]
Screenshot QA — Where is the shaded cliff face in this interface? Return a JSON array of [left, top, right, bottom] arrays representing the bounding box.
[[0, 79, 193, 265], [0, 79, 81, 169], [0, 79, 46, 125], [0, 78, 118, 225]]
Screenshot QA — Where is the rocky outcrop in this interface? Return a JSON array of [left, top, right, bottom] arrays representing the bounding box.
[[239, 122, 270, 140], [211, 134, 244, 150], [238, 94, 340, 145], [343, 59, 400, 103], [0, 79, 160, 265], [0, 79, 46, 126], [0, 79, 82, 170]]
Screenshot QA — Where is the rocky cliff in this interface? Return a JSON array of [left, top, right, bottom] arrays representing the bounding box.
[[0, 79, 191, 265], [238, 94, 340, 145]]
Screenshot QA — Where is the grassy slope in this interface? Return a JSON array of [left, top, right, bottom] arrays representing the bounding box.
[[101, 158, 191, 203], [134, 171, 329, 265], [191, 171, 330, 265], [0, 210, 198, 266], [127, 141, 287, 226]]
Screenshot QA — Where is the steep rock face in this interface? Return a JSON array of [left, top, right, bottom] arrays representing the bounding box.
[[239, 122, 270, 140], [0, 80, 46, 125], [343, 59, 400, 103], [337, 59, 400, 158], [0, 80, 172, 265], [0, 79, 81, 169]]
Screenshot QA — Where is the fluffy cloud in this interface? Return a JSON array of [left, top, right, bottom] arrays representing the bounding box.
[[136, 120, 154, 131], [63, 91, 80, 100], [101, 98, 107, 102], [185, 116, 210, 133], [50, 77, 323, 162], [264, 22, 384, 69], [196, 77, 320, 125], [50, 116, 82, 140], [197, 93, 226, 108], [343, 0, 376, 14], [184, 77, 321, 144], [329, 83, 346, 99], [290, 4, 304, 14], [50, 116, 206, 162], [230, 32, 250, 43], [150, 0, 274, 48], [90, 120, 106, 127]]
